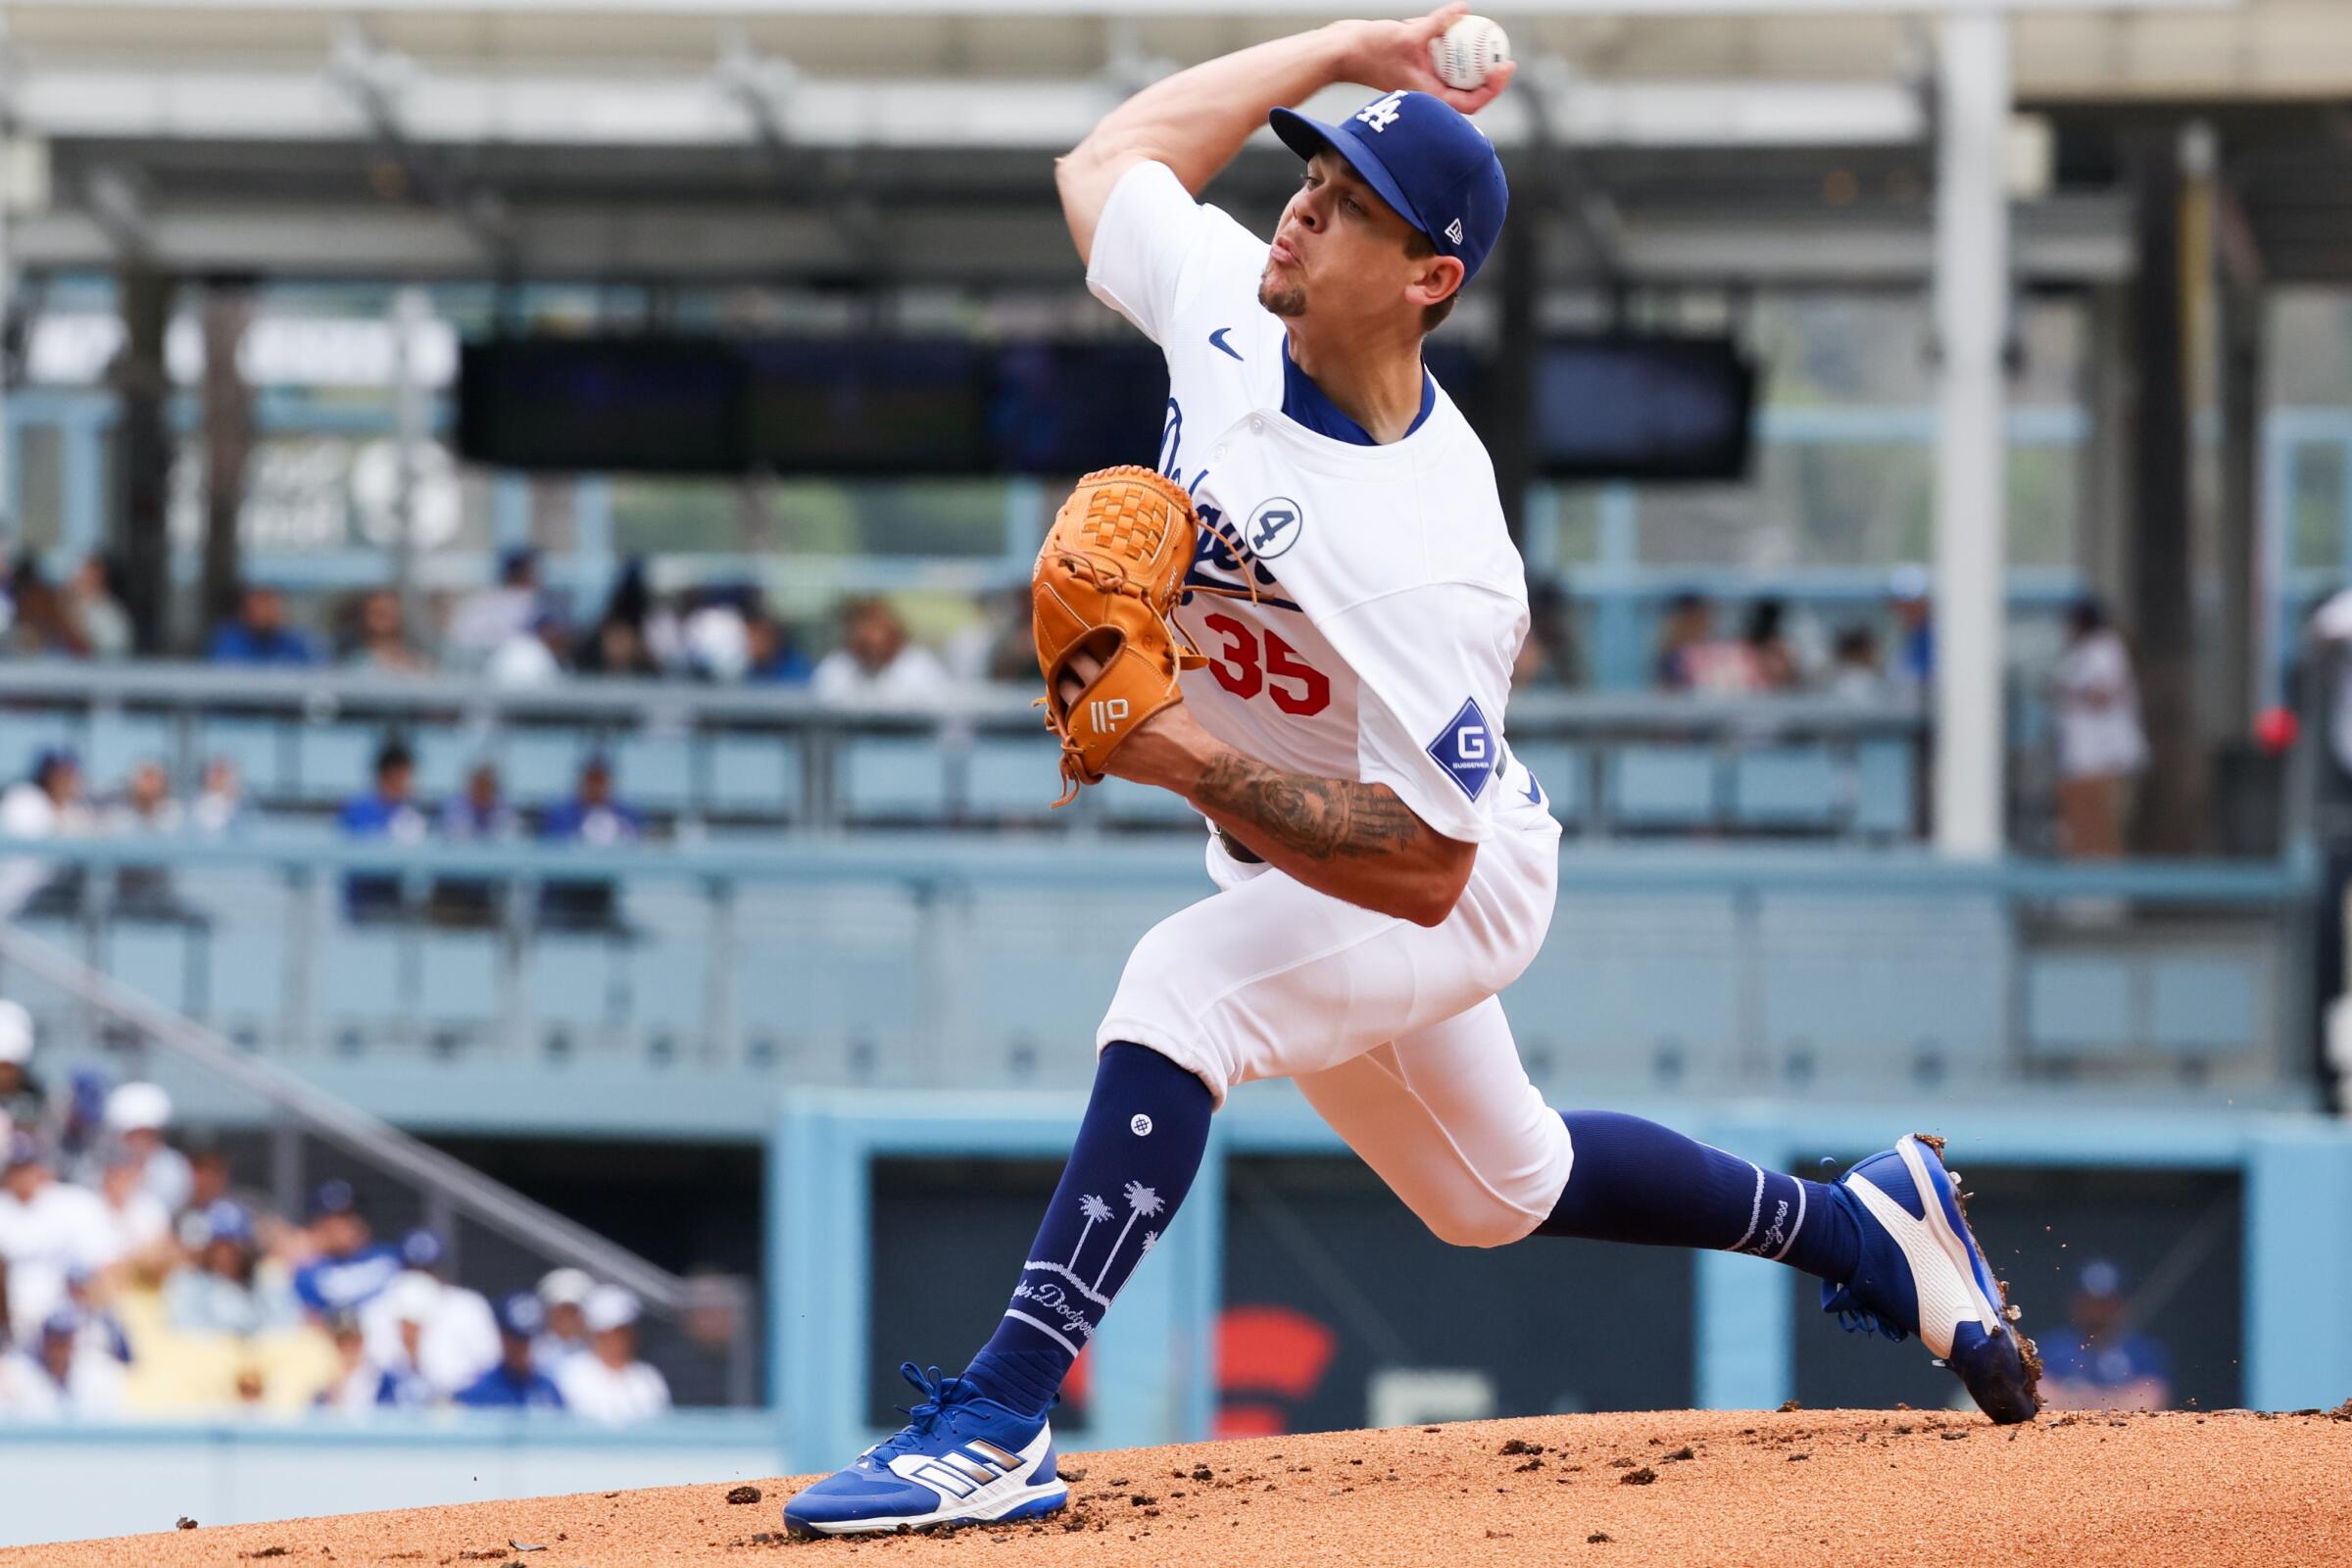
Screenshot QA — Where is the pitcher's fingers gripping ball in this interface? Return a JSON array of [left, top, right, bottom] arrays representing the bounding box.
[[1430, 15, 1510, 90], [1032, 466, 1208, 804]]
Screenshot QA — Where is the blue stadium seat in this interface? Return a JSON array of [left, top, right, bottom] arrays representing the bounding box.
[[707, 734, 802, 818], [1605, 745, 1718, 830], [613, 732, 695, 813], [199, 719, 289, 797], [962, 738, 1063, 820], [294, 725, 380, 804], [0, 710, 75, 784], [2024, 955, 2134, 1055], [417, 931, 501, 1035], [1730, 747, 1838, 829], [1517, 896, 1743, 1086], [1097, 775, 1202, 827], [412, 726, 479, 799], [2147, 955, 2262, 1055], [1758, 895, 2006, 1086], [1508, 740, 1585, 827], [502, 730, 583, 807], [841, 737, 950, 822], [1852, 740, 1916, 837], [85, 712, 174, 788]]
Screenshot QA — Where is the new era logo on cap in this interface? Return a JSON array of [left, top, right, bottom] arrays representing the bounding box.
[[1445, 219, 1464, 244]]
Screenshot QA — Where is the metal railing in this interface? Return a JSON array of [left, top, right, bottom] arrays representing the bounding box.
[[0, 920, 760, 1404], [0, 661, 1931, 839]]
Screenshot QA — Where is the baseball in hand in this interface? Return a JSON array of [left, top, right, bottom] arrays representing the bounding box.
[[1430, 15, 1509, 91]]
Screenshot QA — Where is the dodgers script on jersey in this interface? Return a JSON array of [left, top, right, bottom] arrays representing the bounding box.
[[1084, 157, 1556, 858]]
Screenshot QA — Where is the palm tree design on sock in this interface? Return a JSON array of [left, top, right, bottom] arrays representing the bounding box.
[[1091, 1181, 1166, 1295], [1067, 1195, 1115, 1269]]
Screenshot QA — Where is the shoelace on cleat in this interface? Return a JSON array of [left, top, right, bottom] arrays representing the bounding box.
[[1819, 1282, 1910, 1344], [870, 1362, 981, 1459]]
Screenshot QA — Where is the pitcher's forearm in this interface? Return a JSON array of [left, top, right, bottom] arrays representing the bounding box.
[[1066, 24, 1358, 196]]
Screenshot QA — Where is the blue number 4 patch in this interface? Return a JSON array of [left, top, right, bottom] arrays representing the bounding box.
[[1426, 698, 1495, 801]]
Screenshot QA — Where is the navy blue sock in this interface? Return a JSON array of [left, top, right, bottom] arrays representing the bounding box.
[[1537, 1111, 1859, 1283], [962, 1043, 1214, 1418]]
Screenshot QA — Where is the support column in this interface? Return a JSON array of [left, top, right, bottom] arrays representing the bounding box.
[[2129, 129, 2206, 854], [1931, 14, 2011, 859], [199, 278, 255, 635], [1490, 181, 1540, 544], [112, 267, 174, 653]]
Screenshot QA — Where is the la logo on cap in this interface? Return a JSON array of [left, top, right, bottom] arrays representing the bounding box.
[[1355, 91, 1405, 132]]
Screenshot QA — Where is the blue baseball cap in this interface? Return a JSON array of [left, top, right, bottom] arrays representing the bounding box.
[[201, 1200, 255, 1247], [309, 1178, 359, 1219], [401, 1227, 446, 1270], [1269, 90, 1509, 286], [498, 1291, 547, 1339]]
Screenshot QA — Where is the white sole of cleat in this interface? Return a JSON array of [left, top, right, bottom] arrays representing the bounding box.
[[784, 1481, 1069, 1539]]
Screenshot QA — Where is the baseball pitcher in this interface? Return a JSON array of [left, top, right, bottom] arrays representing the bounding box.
[[785, 5, 2037, 1536]]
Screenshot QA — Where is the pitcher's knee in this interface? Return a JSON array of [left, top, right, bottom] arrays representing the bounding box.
[[1414, 1194, 1541, 1250]]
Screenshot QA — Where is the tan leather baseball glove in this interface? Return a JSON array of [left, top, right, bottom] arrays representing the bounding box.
[[1032, 466, 1209, 806]]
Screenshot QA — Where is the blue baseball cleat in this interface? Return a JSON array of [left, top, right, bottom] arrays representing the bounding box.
[[1822, 1133, 2042, 1424], [782, 1363, 1068, 1538]]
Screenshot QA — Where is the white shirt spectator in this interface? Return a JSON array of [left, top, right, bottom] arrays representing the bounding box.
[[2310, 589, 2352, 777], [0, 1177, 124, 1332], [556, 1352, 672, 1426], [448, 584, 540, 666], [100, 1173, 172, 1257], [2054, 628, 2149, 781], [810, 644, 954, 708], [360, 1271, 501, 1396], [0, 778, 96, 915]]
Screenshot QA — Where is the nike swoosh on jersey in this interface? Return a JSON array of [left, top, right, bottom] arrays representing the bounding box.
[[1208, 327, 1243, 363]]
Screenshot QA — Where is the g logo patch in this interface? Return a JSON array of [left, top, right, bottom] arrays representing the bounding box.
[[1246, 497, 1306, 561], [1130, 1114, 1154, 1137]]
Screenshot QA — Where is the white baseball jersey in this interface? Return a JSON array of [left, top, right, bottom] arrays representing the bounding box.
[[1086, 159, 1557, 853], [1084, 157, 1574, 1245]]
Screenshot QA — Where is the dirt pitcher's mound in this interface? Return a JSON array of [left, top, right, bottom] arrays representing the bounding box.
[[12, 1407, 2352, 1568]]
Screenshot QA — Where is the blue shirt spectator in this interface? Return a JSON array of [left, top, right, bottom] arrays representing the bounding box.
[[440, 764, 519, 842], [746, 613, 813, 684], [540, 760, 644, 846], [207, 586, 319, 666], [455, 1292, 566, 1410], [2038, 1259, 2174, 1411], [339, 741, 426, 918], [291, 1181, 404, 1317]]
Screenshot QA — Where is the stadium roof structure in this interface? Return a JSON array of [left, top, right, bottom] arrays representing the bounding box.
[[0, 0, 2343, 288]]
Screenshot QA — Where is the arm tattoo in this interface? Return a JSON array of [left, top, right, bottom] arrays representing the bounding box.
[[1193, 754, 1428, 862]]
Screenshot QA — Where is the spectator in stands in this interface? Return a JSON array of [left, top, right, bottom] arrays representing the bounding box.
[[745, 610, 814, 685], [0, 1131, 123, 1335], [1511, 580, 1578, 690], [291, 1181, 403, 1320], [105, 1081, 194, 1214], [207, 584, 319, 666], [534, 1267, 593, 1370], [62, 557, 132, 662], [487, 609, 572, 688], [339, 740, 427, 919], [190, 757, 248, 837], [101, 761, 189, 915], [165, 1200, 297, 1338], [945, 586, 1035, 686], [542, 758, 644, 847], [370, 1272, 444, 1409], [681, 589, 757, 682], [0, 1002, 44, 1133], [1826, 626, 1886, 701], [1888, 566, 1934, 695], [2038, 1259, 2173, 1411], [812, 597, 952, 708], [1654, 591, 1714, 691], [94, 1150, 174, 1276], [1, 553, 82, 659], [32, 1306, 125, 1417], [345, 588, 433, 676], [312, 1313, 379, 1414], [0, 750, 97, 917], [448, 548, 543, 668], [440, 763, 517, 843], [575, 613, 663, 679], [1743, 598, 1801, 691], [365, 1228, 498, 1396], [55, 1266, 132, 1377], [555, 1284, 670, 1425], [2052, 595, 2147, 861], [455, 1293, 566, 1411]]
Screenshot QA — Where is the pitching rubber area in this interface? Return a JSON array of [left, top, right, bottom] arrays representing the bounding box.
[[11, 1406, 2348, 1568]]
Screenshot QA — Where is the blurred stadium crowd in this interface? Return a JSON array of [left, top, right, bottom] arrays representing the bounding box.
[[0, 1002, 666, 1423]]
